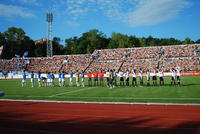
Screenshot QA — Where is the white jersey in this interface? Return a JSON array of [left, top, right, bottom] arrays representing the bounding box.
[[132, 70, 136, 78], [119, 72, 124, 77], [106, 72, 110, 77], [177, 69, 181, 76], [126, 71, 130, 79], [146, 72, 150, 80], [113, 71, 116, 77], [139, 70, 143, 78], [171, 70, 176, 77], [42, 73, 47, 78], [158, 71, 163, 77], [152, 71, 157, 77]]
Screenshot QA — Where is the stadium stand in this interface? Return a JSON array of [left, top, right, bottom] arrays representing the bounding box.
[[0, 44, 200, 73]]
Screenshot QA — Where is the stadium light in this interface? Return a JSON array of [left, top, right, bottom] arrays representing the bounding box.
[[46, 12, 53, 57]]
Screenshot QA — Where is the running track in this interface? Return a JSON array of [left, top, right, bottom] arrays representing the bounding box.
[[0, 100, 200, 134]]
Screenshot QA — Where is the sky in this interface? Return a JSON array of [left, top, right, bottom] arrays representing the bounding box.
[[0, 0, 200, 44]]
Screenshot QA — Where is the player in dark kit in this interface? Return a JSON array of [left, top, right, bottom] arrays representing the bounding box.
[[152, 69, 157, 86], [125, 69, 130, 87], [158, 69, 164, 86], [171, 68, 176, 86]]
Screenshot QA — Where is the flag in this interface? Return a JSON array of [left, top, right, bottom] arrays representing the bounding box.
[[15, 54, 20, 58], [0, 46, 3, 56], [23, 51, 29, 58], [194, 49, 200, 52], [17, 62, 22, 69]]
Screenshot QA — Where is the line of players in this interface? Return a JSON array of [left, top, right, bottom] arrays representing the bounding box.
[[21, 67, 181, 88]]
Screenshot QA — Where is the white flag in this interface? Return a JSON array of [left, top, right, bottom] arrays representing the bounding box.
[[0, 46, 3, 56]]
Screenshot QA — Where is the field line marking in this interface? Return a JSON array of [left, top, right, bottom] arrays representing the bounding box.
[[50, 87, 97, 97], [2, 95, 200, 100], [1, 99, 200, 106]]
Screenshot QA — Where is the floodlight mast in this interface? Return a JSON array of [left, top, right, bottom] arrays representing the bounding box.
[[46, 12, 53, 57]]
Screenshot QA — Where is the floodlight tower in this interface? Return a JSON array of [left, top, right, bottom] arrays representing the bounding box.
[[46, 12, 53, 57]]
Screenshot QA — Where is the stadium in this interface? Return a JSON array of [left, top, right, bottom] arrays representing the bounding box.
[[1, 0, 200, 133], [1, 43, 200, 134]]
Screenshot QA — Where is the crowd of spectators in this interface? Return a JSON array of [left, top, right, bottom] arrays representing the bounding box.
[[86, 60, 122, 73], [88, 44, 200, 72], [0, 44, 200, 73], [95, 44, 200, 61], [61, 54, 92, 73]]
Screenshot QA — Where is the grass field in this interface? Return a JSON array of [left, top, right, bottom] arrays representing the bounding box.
[[0, 76, 200, 103]]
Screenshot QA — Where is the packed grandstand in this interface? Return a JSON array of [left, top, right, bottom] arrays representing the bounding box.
[[0, 44, 200, 74]]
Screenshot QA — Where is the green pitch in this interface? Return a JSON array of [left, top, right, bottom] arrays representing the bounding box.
[[0, 76, 200, 103]]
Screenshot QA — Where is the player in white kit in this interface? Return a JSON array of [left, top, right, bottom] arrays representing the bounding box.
[[176, 67, 182, 86], [132, 69, 137, 87], [146, 69, 150, 87], [158, 69, 164, 86]]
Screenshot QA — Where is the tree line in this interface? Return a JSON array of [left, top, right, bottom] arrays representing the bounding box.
[[0, 27, 200, 59]]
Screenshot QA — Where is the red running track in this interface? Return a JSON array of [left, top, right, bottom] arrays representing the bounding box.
[[0, 101, 200, 134]]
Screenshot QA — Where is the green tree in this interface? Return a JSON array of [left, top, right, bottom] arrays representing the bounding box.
[[64, 37, 78, 55], [108, 32, 129, 48], [2, 27, 35, 59], [52, 37, 65, 55], [34, 42, 46, 57], [183, 37, 194, 44], [0, 32, 6, 59], [196, 39, 200, 44], [139, 37, 147, 47], [128, 35, 140, 47]]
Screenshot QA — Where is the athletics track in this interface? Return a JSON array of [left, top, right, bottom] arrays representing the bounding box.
[[0, 100, 200, 134]]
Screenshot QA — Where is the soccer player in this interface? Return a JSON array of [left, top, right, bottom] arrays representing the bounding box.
[[125, 69, 130, 87], [47, 72, 51, 87], [41, 72, 47, 87], [113, 69, 117, 87], [176, 67, 182, 86], [99, 70, 104, 87], [87, 71, 92, 87], [69, 70, 74, 87], [37, 71, 41, 87], [119, 69, 124, 87], [30, 71, 34, 87], [93, 70, 98, 87], [152, 69, 157, 86], [81, 71, 85, 87], [110, 69, 114, 88], [22, 71, 26, 87], [51, 72, 55, 87], [171, 68, 176, 86], [139, 68, 143, 87], [61, 71, 65, 87], [76, 71, 80, 87], [58, 71, 62, 87], [158, 69, 164, 86], [106, 70, 110, 87], [146, 69, 150, 87], [132, 69, 137, 87]]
